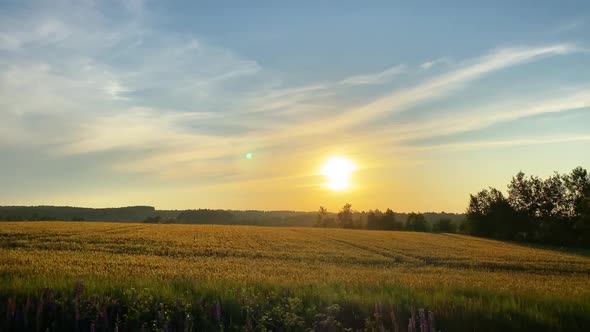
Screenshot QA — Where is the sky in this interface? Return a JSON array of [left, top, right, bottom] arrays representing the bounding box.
[[1, 0, 589, 213]]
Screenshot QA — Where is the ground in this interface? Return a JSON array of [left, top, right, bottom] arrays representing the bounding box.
[[1, 222, 589, 331]]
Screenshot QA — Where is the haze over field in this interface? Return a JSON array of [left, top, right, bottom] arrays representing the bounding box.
[[1, 1, 590, 212]]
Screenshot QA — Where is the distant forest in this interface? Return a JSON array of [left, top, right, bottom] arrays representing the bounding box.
[[313, 204, 463, 233], [4, 167, 586, 248], [0, 205, 463, 228]]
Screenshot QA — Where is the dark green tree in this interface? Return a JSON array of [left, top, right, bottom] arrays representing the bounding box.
[[565, 167, 590, 246], [315, 206, 328, 227], [467, 167, 590, 246], [466, 187, 518, 239], [432, 218, 456, 233], [406, 213, 428, 232], [337, 203, 354, 229], [366, 209, 383, 230], [382, 209, 402, 230]]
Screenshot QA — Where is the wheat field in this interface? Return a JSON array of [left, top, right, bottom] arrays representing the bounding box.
[[1, 221, 589, 331]]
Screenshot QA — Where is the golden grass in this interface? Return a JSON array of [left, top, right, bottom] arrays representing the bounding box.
[[1, 221, 589, 297]]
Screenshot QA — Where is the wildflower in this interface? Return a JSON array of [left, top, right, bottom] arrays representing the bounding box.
[[428, 311, 436, 332], [408, 305, 417, 332], [215, 300, 222, 322], [7, 297, 16, 320], [419, 308, 428, 332]]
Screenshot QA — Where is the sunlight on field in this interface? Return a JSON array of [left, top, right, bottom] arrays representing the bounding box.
[[1, 222, 589, 295]]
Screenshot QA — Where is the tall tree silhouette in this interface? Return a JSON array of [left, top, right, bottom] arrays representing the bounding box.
[[337, 203, 354, 229], [406, 213, 428, 232], [467, 167, 590, 247]]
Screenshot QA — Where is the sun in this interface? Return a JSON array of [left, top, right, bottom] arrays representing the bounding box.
[[321, 157, 356, 191]]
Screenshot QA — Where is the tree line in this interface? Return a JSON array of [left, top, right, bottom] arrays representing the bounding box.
[[0, 205, 462, 228], [0, 206, 318, 226], [0, 206, 155, 222], [314, 204, 459, 233], [465, 166, 590, 247], [315, 167, 590, 248]]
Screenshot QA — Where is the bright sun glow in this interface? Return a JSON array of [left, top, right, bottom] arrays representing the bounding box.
[[321, 157, 356, 191]]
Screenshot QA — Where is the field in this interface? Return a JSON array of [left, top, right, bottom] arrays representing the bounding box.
[[1, 222, 589, 331]]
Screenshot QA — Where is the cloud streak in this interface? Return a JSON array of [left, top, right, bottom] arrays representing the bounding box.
[[338, 44, 577, 127], [373, 89, 590, 145], [406, 135, 590, 153], [420, 58, 450, 70], [266, 43, 580, 142]]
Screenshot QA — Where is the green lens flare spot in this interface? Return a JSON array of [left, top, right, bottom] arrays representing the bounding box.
[[246, 153, 253, 159]]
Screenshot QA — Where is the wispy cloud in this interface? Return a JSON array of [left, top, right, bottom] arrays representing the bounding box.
[[275, 44, 579, 138], [420, 58, 450, 70], [406, 135, 590, 153], [56, 107, 218, 155], [339, 65, 405, 85], [0, 1, 262, 144], [374, 89, 590, 145], [0, 0, 588, 189], [345, 44, 577, 122], [242, 64, 405, 115]]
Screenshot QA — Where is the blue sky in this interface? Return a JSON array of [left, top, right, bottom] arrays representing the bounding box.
[[0, 0, 589, 212]]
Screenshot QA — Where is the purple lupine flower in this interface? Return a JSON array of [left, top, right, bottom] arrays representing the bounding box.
[[419, 308, 429, 332], [7, 297, 16, 320], [428, 311, 436, 332], [215, 301, 222, 322], [408, 305, 417, 332], [246, 311, 253, 332], [408, 317, 416, 332]]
